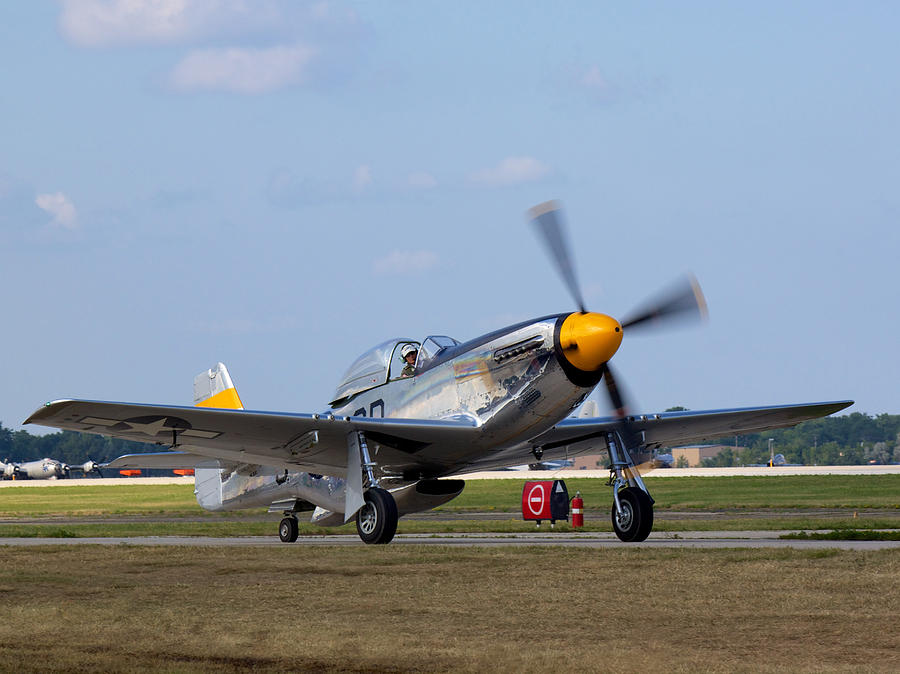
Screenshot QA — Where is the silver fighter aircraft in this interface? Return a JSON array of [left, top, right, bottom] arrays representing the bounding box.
[[24, 202, 852, 544]]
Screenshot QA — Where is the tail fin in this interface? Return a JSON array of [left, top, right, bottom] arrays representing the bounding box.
[[193, 362, 244, 410], [193, 362, 242, 512]]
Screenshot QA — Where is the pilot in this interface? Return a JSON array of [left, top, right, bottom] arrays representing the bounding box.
[[400, 344, 418, 378]]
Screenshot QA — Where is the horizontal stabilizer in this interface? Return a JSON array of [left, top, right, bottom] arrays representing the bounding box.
[[104, 451, 213, 470], [311, 506, 344, 527]]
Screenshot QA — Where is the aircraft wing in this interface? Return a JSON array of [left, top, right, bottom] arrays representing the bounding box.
[[25, 399, 479, 478], [529, 400, 854, 454]]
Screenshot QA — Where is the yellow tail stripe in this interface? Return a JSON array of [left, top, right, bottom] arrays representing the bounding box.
[[195, 387, 244, 410]]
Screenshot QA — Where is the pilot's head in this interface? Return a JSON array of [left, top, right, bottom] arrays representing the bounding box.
[[401, 344, 418, 363]]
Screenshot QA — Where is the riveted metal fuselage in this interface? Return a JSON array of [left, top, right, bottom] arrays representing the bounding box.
[[329, 314, 600, 475], [206, 313, 605, 514]]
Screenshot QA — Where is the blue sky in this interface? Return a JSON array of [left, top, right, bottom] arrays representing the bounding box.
[[2, 1, 897, 432]]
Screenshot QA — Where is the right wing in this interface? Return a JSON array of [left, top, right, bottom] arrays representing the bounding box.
[[25, 399, 479, 478]]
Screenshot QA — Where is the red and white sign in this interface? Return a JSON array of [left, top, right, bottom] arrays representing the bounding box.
[[521, 481, 552, 520]]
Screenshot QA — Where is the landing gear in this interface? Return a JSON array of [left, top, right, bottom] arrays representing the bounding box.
[[606, 430, 655, 543], [356, 487, 398, 545], [611, 487, 653, 542], [278, 516, 299, 543]]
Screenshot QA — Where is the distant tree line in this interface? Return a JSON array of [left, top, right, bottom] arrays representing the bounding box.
[[691, 412, 900, 467], [3, 411, 900, 468], [1, 422, 158, 465]]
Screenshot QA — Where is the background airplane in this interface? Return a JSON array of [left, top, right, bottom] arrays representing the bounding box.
[[24, 202, 852, 543], [0, 457, 100, 480]]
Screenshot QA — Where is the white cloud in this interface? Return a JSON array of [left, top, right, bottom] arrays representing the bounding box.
[[35, 192, 78, 229], [57, 1, 366, 94], [170, 44, 318, 94], [469, 157, 550, 187], [407, 171, 437, 189], [58, 0, 281, 47], [581, 65, 609, 90], [352, 164, 372, 192], [373, 250, 438, 276]]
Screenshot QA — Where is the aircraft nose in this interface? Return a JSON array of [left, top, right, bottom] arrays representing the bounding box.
[[557, 312, 623, 372]]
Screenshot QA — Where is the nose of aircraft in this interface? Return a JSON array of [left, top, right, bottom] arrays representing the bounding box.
[[558, 312, 623, 372]]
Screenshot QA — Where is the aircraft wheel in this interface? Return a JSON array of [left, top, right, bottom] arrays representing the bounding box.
[[611, 487, 653, 542], [356, 487, 398, 544], [279, 516, 299, 543]]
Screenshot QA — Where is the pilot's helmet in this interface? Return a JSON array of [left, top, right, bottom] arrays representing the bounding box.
[[401, 344, 418, 359]]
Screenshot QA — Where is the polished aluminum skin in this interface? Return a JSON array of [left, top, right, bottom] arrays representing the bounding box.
[[190, 314, 590, 520]]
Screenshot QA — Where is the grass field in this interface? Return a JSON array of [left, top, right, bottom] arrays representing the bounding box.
[[1, 545, 898, 672], [1, 475, 899, 538], [2, 477, 899, 672], [3, 475, 898, 517]]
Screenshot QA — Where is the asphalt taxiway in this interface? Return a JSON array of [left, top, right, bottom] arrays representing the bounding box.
[[2, 531, 898, 550]]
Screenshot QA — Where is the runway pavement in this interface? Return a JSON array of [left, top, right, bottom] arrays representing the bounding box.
[[2, 531, 898, 550]]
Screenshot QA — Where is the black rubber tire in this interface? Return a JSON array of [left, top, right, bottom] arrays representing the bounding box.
[[356, 487, 398, 544], [278, 516, 299, 543], [611, 487, 654, 542]]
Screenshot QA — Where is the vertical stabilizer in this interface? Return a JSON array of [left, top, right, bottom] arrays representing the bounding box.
[[193, 362, 244, 410], [192, 363, 241, 511]]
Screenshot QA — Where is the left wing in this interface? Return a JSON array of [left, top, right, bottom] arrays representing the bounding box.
[[25, 399, 479, 478], [462, 400, 853, 471], [533, 400, 853, 451]]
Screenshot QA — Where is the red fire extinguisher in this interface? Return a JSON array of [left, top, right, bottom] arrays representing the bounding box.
[[571, 491, 584, 528]]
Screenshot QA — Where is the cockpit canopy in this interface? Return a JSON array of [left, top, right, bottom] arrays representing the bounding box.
[[329, 335, 460, 407], [416, 335, 460, 370]]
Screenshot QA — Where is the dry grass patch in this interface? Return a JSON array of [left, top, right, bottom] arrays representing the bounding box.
[[0, 545, 898, 672]]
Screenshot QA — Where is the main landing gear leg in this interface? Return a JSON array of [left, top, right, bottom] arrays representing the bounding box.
[[605, 431, 654, 542], [354, 432, 398, 545]]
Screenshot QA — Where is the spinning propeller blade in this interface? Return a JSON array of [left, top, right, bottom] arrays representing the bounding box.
[[621, 274, 708, 333], [527, 200, 707, 458], [600, 362, 642, 452], [528, 200, 587, 313], [600, 363, 628, 419]]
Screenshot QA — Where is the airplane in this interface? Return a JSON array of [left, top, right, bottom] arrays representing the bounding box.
[[24, 201, 852, 543], [749, 453, 803, 468], [1, 457, 102, 479]]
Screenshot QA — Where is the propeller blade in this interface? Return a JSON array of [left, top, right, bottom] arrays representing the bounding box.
[[527, 200, 587, 313], [621, 274, 708, 332], [600, 362, 644, 454], [600, 363, 628, 418]]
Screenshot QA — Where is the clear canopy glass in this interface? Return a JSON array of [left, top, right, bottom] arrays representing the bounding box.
[[331, 338, 419, 404]]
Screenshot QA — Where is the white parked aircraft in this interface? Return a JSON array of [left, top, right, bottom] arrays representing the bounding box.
[[0, 458, 100, 480], [24, 202, 851, 543]]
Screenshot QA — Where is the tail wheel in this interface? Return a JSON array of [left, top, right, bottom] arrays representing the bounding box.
[[611, 487, 653, 542], [356, 487, 398, 544], [279, 516, 299, 543]]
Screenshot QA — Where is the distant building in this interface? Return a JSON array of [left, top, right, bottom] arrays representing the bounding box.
[[670, 444, 742, 467], [573, 444, 744, 470], [573, 454, 606, 470]]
